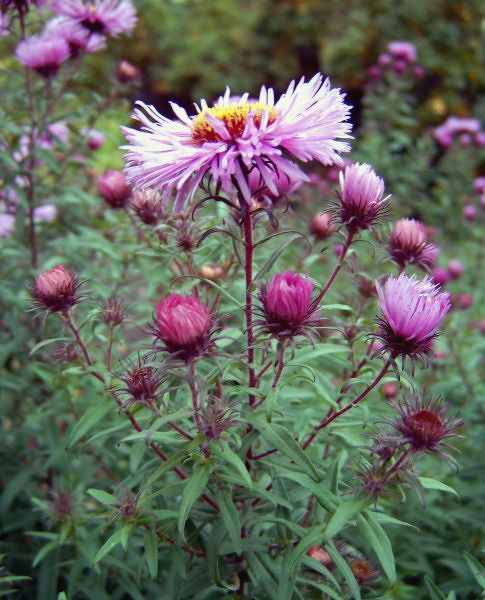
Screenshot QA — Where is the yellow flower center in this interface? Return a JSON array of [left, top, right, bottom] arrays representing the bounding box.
[[191, 101, 277, 144]]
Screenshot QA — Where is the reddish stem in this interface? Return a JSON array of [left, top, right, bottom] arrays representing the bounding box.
[[303, 359, 391, 450], [314, 231, 354, 305], [242, 209, 257, 406], [63, 312, 105, 384]]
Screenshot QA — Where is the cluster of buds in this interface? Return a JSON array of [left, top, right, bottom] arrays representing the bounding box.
[[361, 394, 461, 500], [388, 218, 438, 271], [434, 116, 485, 149], [368, 41, 425, 82]]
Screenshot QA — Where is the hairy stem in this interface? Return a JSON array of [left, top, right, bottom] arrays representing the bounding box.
[[314, 230, 354, 305], [242, 208, 257, 406]]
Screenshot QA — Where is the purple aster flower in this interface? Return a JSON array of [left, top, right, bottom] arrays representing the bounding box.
[[257, 271, 321, 340], [387, 41, 417, 63], [0, 213, 15, 238], [121, 73, 352, 212], [336, 162, 389, 234], [375, 273, 451, 361], [53, 0, 137, 37], [44, 16, 105, 55], [0, 12, 10, 35], [34, 204, 57, 223], [16, 34, 69, 77], [389, 218, 438, 270]]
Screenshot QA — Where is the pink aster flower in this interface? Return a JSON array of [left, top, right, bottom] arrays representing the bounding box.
[[16, 34, 69, 77], [0, 213, 15, 238], [44, 16, 105, 55], [388, 218, 438, 270], [257, 271, 321, 339], [387, 41, 417, 63], [122, 73, 352, 212], [34, 204, 57, 223], [375, 273, 451, 361], [337, 162, 389, 233], [53, 0, 137, 37]]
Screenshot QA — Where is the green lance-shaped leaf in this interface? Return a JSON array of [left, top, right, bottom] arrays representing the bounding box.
[[250, 417, 320, 482], [357, 511, 396, 583], [216, 490, 242, 554], [419, 477, 459, 496], [178, 462, 213, 540], [93, 528, 125, 564], [464, 552, 485, 589], [67, 403, 112, 449], [144, 528, 159, 579]]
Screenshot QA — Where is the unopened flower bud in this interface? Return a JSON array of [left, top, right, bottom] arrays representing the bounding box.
[[98, 170, 131, 209], [130, 189, 163, 225], [155, 294, 212, 358], [337, 163, 389, 234], [116, 60, 140, 83], [357, 276, 376, 298], [307, 545, 333, 567], [259, 271, 318, 338], [454, 292, 473, 310], [349, 559, 379, 584], [200, 264, 225, 281], [431, 267, 450, 286], [447, 259, 464, 280], [381, 382, 398, 400], [388, 218, 438, 270], [103, 297, 124, 327], [33, 265, 79, 313], [309, 212, 335, 240], [463, 204, 477, 222]]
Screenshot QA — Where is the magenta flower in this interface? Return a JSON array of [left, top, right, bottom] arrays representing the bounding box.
[[155, 294, 213, 360], [447, 259, 464, 280], [375, 273, 451, 360], [44, 17, 105, 55], [258, 271, 320, 339], [122, 73, 352, 212], [337, 162, 389, 233], [388, 218, 438, 270], [53, 0, 137, 37], [32, 265, 80, 313], [431, 267, 450, 286], [16, 34, 69, 77], [463, 204, 477, 222], [387, 41, 417, 63], [97, 170, 131, 208]]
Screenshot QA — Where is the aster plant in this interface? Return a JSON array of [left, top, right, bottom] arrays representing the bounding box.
[[0, 0, 476, 588]]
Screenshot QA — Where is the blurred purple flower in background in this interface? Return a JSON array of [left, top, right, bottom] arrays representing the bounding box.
[[53, 0, 137, 38], [16, 34, 69, 77]]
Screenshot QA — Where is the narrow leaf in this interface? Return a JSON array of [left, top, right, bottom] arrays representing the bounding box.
[[178, 463, 212, 539], [67, 403, 111, 449]]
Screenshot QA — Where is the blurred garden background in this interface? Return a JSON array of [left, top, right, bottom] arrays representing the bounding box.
[[1, 0, 485, 598]]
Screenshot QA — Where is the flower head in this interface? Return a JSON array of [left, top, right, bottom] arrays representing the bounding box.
[[155, 294, 213, 360], [53, 0, 137, 37], [375, 273, 451, 360], [388, 218, 438, 270], [33, 265, 80, 313], [130, 189, 163, 225], [44, 16, 105, 55], [97, 170, 131, 208], [258, 271, 320, 339], [0, 213, 15, 238], [387, 41, 417, 63], [16, 34, 69, 77], [34, 204, 57, 223], [114, 355, 164, 409], [122, 73, 352, 212], [337, 163, 389, 233], [392, 395, 462, 454]]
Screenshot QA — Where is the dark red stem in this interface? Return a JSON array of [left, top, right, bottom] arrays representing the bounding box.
[[303, 359, 391, 449], [314, 231, 354, 305], [242, 209, 257, 406]]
